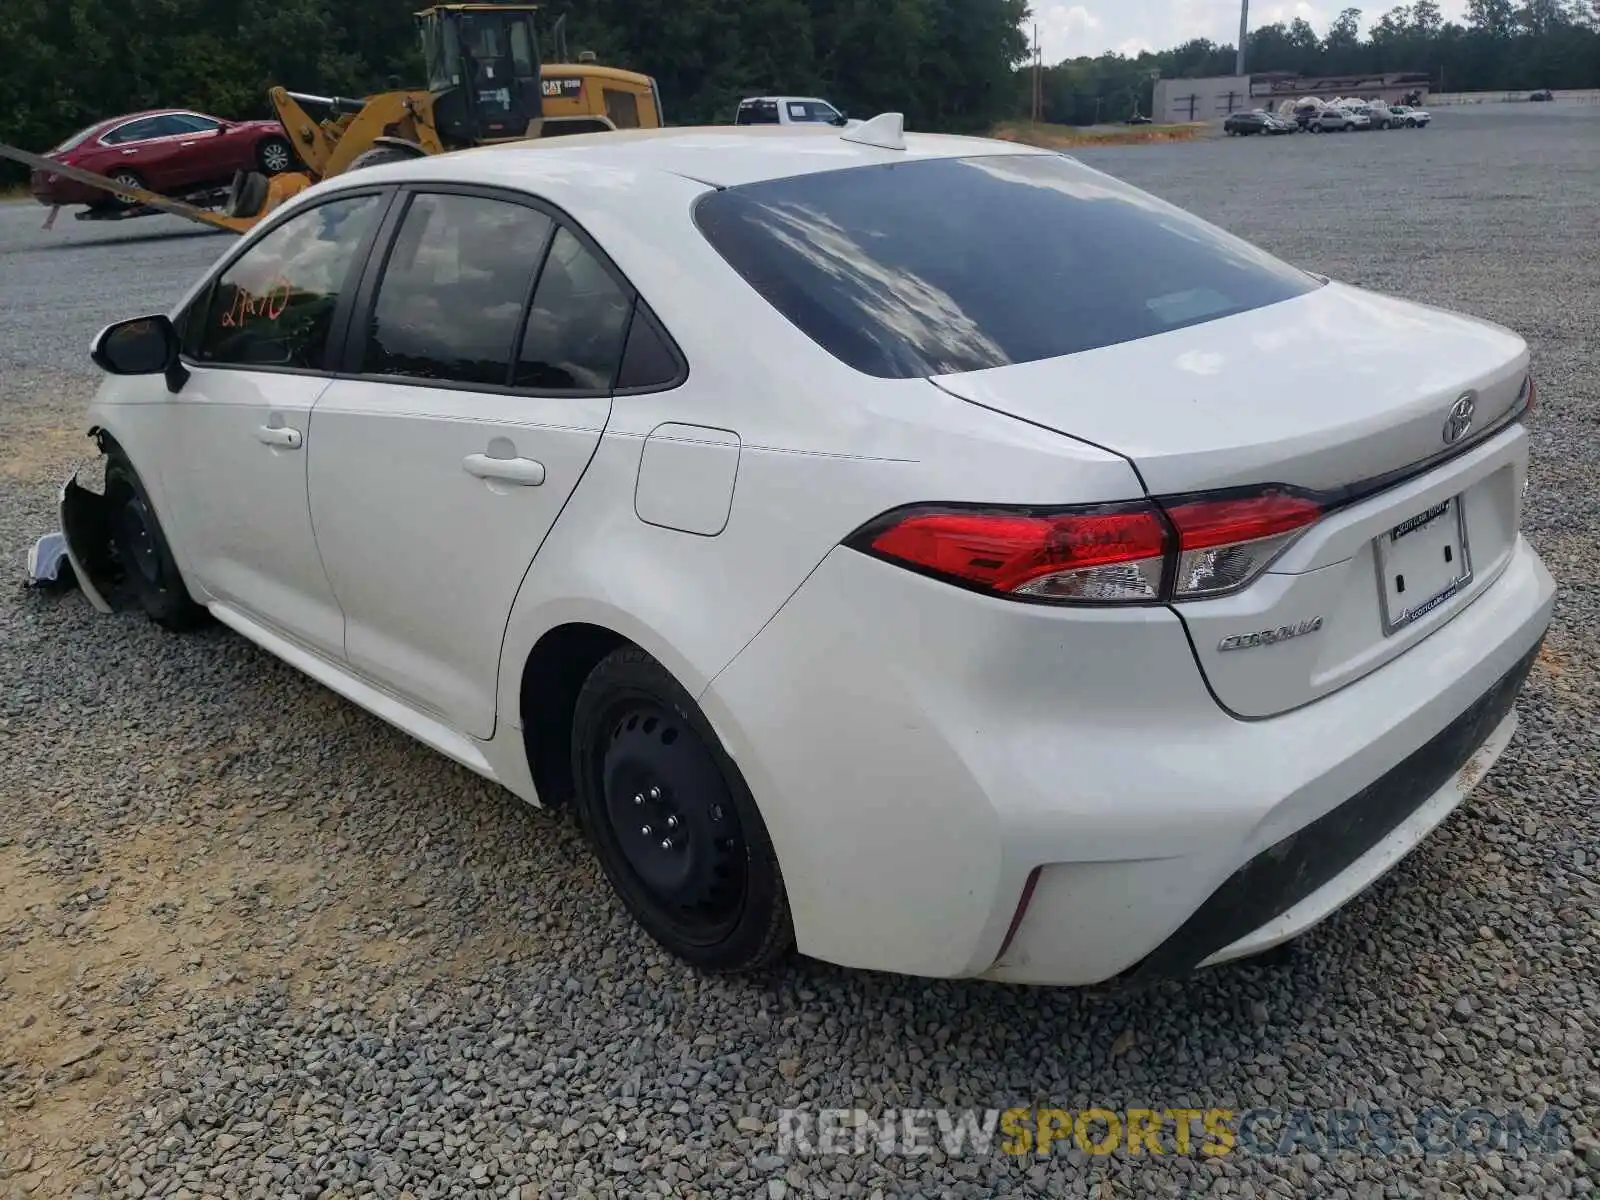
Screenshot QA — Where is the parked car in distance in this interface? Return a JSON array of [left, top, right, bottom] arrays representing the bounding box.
[[60, 119, 1553, 987], [1353, 101, 1397, 129], [1529, 88, 1554, 102], [1343, 106, 1374, 131], [1308, 106, 1353, 132], [30, 108, 296, 210], [1223, 111, 1269, 136], [1224, 110, 1294, 136], [733, 96, 850, 127], [1390, 105, 1432, 127]]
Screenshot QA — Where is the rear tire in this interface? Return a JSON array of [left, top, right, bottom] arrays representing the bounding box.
[[346, 145, 422, 172], [90, 170, 145, 209], [571, 646, 794, 973], [104, 451, 206, 632]]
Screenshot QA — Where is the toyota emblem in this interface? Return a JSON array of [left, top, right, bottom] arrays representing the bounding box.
[[1443, 393, 1476, 445]]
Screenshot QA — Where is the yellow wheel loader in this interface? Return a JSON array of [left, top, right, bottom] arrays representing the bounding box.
[[0, 3, 662, 236], [227, 3, 662, 223]]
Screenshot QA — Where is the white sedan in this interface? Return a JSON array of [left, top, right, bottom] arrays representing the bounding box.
[[51, 115, 1553, 986]]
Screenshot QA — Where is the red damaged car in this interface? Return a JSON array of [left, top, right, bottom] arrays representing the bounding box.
[[30, 109, 296, 210]]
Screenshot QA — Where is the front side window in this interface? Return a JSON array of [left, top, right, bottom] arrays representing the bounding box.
[[194, 193, 383, 369], [515, 227, 631, 391], [694, 153, 1322, 379], [363, 192, 553, 386], [169, 113, 222, 134], [786, 100, 840, 123]]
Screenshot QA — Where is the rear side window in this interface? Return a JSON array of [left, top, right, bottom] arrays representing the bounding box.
[[102, 118, 163, 145], [735, 101, 780, 125], [514, 227, 631, 390], [693, 154, 1322, 379], [195, 193, 383, 369], [362, 192, 553, 386]]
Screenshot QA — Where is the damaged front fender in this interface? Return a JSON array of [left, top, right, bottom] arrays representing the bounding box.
[[26, 470, 117, 613]]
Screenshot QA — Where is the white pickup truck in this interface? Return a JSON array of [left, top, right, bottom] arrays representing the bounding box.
[[733, 96, 855, 127]]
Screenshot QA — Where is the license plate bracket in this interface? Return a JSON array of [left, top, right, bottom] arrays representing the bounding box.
[[1375, 494, 1473, 635]]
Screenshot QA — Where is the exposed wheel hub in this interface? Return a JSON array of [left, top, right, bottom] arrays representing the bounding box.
[[113, 495, 161, 585], [601, 701, 745, 936]]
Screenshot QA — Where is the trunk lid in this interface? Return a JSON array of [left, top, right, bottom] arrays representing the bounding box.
[[932, 282, 1533, 717], [930, 281, 1528, 497]]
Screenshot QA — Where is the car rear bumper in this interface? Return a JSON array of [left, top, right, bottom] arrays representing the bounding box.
[[30, 172, 100, 207], [1126, 636, 1535, 979], [703, 534, 1554, 986]]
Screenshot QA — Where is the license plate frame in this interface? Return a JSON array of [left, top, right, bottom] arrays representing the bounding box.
[[1374, 494, 1473, 636]]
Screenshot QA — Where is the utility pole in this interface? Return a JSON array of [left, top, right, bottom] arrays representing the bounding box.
[[1236, 0, 1249, 78], [1031, 23, 1041, 124]]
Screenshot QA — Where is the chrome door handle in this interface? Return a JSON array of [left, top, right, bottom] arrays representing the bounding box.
[[255, 425, 303, 449], [463, 453, 545, 486], [121, 149, 138, 155]]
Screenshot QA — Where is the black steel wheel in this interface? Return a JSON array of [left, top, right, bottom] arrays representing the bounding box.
[[104, 452, 206, 631], [572, 646, 793, 972]]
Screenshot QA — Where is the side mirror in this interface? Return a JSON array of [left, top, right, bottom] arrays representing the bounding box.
[[91, 314, 189, 392], [831, 112, 848, 127]]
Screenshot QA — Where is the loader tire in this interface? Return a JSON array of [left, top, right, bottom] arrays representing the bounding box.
[[225, 170, 269, 219], [346, 145, 422, 172]]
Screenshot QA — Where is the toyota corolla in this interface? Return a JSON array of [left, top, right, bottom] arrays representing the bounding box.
[[45, 116, 1554, 985]]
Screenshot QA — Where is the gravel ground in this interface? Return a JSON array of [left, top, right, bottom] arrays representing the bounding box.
[[2, 103, 1597, 1198]]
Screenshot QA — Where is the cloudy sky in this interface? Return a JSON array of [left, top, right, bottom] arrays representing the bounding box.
[[1031, 0, 1471, 62]]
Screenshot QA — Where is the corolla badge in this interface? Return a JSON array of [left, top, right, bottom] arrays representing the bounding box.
[[1218, 616, 1324, 653], [1443, 392, 1476, 445]]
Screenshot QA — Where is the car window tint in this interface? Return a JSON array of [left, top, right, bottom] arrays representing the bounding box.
[[694, 154, 1322, 379], [195, 193, 383, 370], [735, 101, 780, 125], [146, 116, 193, 138], [52, 123, 106, 153], [514, 227, 632, 391], [615, 301, 683, 390], [363, 193, 553, 387], [170, 113, 221, 133], [103, 118, 160, 145], [786, 101, 838, 123]]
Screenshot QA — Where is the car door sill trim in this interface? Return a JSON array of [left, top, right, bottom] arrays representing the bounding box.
[[207, 601, 500, 783]]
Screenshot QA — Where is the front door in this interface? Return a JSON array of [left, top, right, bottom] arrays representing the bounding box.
[[165, 190, 388, 660], [307, 189, 633, 738]]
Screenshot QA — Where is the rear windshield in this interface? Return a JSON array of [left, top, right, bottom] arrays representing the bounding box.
[[52, 123, 105, 153], [693, 154, 1320, 379]]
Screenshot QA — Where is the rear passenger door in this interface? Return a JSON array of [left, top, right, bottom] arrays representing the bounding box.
[[306, 186, 635, 739]]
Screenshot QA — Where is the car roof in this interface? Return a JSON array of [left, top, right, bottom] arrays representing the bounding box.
[[371, 124, 1051, 190]]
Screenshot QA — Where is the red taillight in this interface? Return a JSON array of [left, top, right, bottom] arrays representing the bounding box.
[[1524, 374, 1537, 416], [1161, 493, 1323, 551], [850, 488, 1323, 605], [857, 503, 1170, 603], [1161, 491, 1323, 599]]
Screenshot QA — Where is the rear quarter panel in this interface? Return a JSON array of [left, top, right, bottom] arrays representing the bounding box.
[[482, 157, 1145, 734]]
